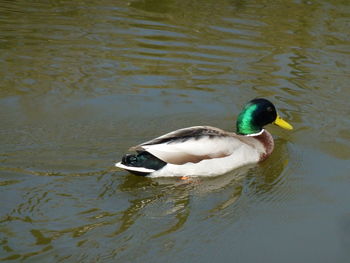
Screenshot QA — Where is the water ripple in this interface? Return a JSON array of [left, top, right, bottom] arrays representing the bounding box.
[[1, 0, 350, 262]]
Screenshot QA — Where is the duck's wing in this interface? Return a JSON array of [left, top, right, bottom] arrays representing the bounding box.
[[130, 126, 257, 165]]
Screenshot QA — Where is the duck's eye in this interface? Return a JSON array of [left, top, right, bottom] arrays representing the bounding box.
[[267, 106, 273, 112]]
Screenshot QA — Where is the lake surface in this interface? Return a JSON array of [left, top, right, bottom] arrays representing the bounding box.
[[1, 0, 350, 262]]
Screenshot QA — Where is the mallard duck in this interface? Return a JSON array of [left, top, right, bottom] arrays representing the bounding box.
[[115, 98, 293, 177]]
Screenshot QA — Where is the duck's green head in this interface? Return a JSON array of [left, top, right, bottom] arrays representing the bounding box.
[[236, 98, 293, 135]]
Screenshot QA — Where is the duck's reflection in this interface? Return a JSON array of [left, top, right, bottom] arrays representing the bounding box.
[[114, 138, 289, 238]]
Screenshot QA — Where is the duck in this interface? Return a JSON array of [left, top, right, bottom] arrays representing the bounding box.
[[115, 98, 293, 177]]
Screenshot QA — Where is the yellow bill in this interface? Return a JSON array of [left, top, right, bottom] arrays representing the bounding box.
[[274, 115, 293, 130]]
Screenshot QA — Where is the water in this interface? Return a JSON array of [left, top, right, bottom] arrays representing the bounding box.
[[1, 0, 350, 262]]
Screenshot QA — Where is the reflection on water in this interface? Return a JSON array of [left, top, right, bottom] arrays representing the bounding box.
[[1, 0, 350, 262], [0, 144, 288, 261]]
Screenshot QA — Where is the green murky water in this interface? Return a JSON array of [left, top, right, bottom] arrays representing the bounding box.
[[1, 0, 350, 262]]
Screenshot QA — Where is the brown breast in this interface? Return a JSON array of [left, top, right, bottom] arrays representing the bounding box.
[[254, 130, 275, 161]]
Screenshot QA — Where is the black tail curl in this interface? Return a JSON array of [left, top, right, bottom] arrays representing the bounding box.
[[121, 151, 167, 171]]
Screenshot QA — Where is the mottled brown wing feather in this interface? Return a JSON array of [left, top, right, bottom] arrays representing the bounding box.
[[130, 126, 229, 151], [129, 126, 248, 165]]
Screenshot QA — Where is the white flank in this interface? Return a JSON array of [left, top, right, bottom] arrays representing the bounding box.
[[149, 144, 261, 178], [115, 162, 156, 173], [141, 136, 247, 164]]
